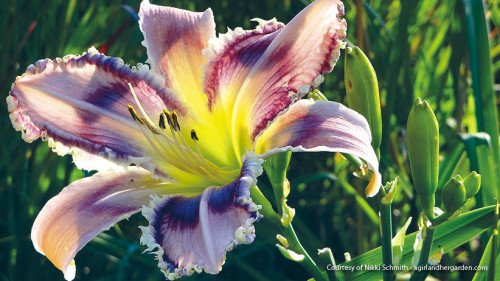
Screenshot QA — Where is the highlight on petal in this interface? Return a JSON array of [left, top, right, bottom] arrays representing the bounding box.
[[139, 152, 263, 280], [7, 47, 183, 174], [31, 167, 164, 279], [254, 99, 381, 196], [231, 0, 347, 145], [139, 0, 215, 113]]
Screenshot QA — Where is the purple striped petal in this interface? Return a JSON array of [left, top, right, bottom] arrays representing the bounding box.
[[203, 19, 284, 109], [254, 99, 381, 196], [230, 0, 347, 140], [139, 0, 215, 113], [31, 167, 162, 279], [140, 153, 263, 279], [7, 48, 183, 174]]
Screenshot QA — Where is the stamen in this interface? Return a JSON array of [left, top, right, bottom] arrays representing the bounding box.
[[126, 83, 231, 181], [128, 83, 156, 128], [171, 110, 181, 131], [190, 130, 198, 141], [191, 129, 207, 163], [164, 110, 175, 131], [127, 105, 144, 124], [144, 122, 160, 134], [127, 83, 161, 135], [159, 113, 167, 129]]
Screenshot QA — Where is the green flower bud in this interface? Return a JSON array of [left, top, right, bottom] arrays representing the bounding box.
[[463, 171, 481, 199], [307, 89, 328, 101], [441, 176, 466, 213], [344, 46, 382, 153], [263, 151, 292, 204], [406, 98, 439, 218]]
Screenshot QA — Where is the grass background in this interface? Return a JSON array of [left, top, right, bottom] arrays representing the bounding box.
[[1, 0, 499, 280]]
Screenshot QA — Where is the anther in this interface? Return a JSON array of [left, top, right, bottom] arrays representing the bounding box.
[[127, 105, 144, 124], [190, 129, 199, 141], [171, 110, 181, 132], [190, 128, 207, 163], [159, 113, 167, 129], [164, 110, 175, 130]]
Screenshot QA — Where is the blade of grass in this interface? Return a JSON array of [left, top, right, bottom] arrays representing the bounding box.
[[462, 0, 500, 188], [472, 201, 498, 281]]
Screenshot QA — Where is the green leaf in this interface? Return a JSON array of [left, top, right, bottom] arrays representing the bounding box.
[[462, 0, 500, 190], [472, 232, 496, 281], [276, 244, 305, 262], [392, 217, 412, 266], [472, 202, 499, 281], [338, 205, 496, 281]]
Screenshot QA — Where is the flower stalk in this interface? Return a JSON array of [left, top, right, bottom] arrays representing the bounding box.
[[264, 151, 328, 281], [410, 225, 436, 281], [283, 224, 328, 281], [378, 187, 394, 281]]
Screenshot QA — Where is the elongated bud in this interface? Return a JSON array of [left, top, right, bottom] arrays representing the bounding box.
[[463, 171, 481, 199], [406, 98, 439, 218], [263, 151, 292, 205], [441, 176, 466, 213], [344, 46, 382, 154]]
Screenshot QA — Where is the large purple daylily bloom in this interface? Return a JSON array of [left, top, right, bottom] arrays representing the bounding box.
[[7, 0, 381, 280]]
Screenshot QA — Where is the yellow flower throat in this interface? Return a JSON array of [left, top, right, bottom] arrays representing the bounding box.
[[126, 83, 239, 188]]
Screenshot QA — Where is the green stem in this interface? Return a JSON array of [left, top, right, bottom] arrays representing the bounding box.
[[272, 179, 285, 216], [283, 224, 328, 281], [377, 190, 394, 281], [410, 227, 436, 281], [429, 212, 454, 226]]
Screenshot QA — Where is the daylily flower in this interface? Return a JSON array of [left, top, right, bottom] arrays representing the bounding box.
[[7, 0, 381, 280]]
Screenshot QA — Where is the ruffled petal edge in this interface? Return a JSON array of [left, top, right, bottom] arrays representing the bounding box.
[[139, 152, 263, 280]]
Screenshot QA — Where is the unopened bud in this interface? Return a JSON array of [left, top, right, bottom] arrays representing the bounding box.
[[441, 176, 466, 213], [344, 46, 382, 153], [463, 171, 481, 199], [406, 98, 439, 218], [276, 234, 289, 248]]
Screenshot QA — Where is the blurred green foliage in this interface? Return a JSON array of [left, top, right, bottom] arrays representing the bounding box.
[[1, 0, 499, 280]]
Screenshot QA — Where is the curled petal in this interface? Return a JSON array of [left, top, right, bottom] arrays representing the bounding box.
[[254, 99, 381, 196], [32, 167, 163, 279], [139, 0, 215, 113], [232, 0, 347, 141], [140, 153, 263, 280], [7, 48, 183, 174]]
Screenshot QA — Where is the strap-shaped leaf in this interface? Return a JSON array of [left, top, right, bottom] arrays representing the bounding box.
[[339, 205, 496, 281]]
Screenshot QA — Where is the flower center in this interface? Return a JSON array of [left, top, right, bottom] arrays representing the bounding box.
[[126, 83, 239, 186]]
